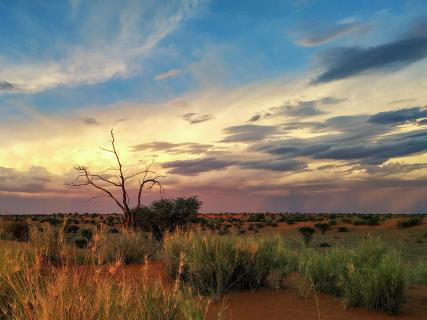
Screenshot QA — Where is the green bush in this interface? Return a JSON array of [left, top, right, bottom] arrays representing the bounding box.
[[163, 232, 292, 296], [133, 197, 201, 241], [341, 243, 404, 314]]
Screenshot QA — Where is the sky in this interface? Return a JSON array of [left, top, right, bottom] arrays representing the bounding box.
[[1, 0, 427, 214]]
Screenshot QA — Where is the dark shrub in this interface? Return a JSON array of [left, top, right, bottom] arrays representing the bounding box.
[[398, 216, 423, 228], [74, 238, 89, 248], [0, 221, 30, 242], [338, 226, 349, 232], [353, 219, 367, 226], [65, 225, 80, 234], [320, 242, 331, 247], [299, 226, 315, 245], [108, 228, 119, 233], [314, 223, 330, 234], [80, 229, 93, 241], [133, 196, 201, 241], [367, 215, 381, 226], [47, 217, 61, 226]]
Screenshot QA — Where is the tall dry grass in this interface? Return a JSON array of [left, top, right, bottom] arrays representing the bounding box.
[[0, 225, 214, 320]]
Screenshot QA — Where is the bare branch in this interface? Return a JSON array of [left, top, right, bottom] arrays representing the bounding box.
[[67, 130, 165, 228]]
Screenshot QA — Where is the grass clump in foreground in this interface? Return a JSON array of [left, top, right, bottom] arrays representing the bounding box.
[[0, 241, 212, 319], [164, 231, 296, 297], [93, 228, 160, 265], [298, 238, 405, 315]]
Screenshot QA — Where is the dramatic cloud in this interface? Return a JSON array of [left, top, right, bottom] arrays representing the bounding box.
[[132, 141, 213, 154], [368, 107, 427, 125], [240, 158, 307, 172], [162, 156, 307, 175], [296, 20, 371, 47], [221, 125, 278, 143], [255, 122, 427, 165], [182, 113, 214, 124], [313, 35, 427, 83], [154, 69, 182, 80], [0, 166, 55, 193], [162, 157, 235, 175]]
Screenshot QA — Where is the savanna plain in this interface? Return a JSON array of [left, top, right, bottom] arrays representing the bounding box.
[[0, 209, 426, 320]]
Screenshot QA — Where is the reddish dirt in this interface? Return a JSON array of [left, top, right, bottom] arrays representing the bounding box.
[[115, 263, 427, 320], [207, 286, 427, 320]]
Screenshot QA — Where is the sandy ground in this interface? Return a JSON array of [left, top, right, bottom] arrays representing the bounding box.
[[111, 262, 427, 320]]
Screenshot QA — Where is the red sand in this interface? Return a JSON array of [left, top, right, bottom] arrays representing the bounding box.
[[114, 263, 427, 320]]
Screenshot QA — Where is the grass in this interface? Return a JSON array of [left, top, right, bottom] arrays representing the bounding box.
[[93, 228, 160, 264], [297, 238, 405, 315], [408, 260, 427, 286], [163, 231, 295, 297], [0, 215, 424, 317], [0, 233, 213, 320]]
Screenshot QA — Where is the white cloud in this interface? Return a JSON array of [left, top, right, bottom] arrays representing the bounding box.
[[154, 69, 182, 80]]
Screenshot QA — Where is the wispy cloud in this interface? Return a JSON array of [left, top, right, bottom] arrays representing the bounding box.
[[76, 117, 100, 126], [295, 19, 371, 47], [182, 112, 214, 124], [154, 69, 182, 80], [0, 81, 16, 91], [0, 0, 204, 93]]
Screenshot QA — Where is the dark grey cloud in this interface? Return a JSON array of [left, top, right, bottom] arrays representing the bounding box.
[[76, 117, 100, 125], [368, 107, 427, 125], [162, 157, 235, 176], [182, 113, 214, 124], [0, 166, 54, 193], [313, 35, 427, 84], [132, 141, 213, 155], [255, 126, 427, 165], [296, 20, 371, 47], [240, 158, 307, 172], [162, 156, 307, 176], [0, 81, 15, 91], [249, 114, 262, 122], [220, 124, 278, 143]]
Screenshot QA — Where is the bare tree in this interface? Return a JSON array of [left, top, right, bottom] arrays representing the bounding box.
[[67, 129, 163, 228]]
